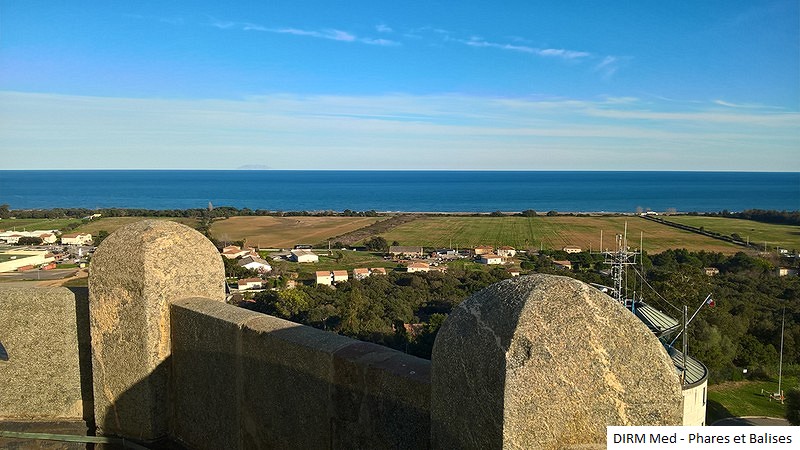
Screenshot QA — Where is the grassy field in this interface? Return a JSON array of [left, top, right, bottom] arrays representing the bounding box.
[[380, 216, 743, 254], [211, 216, 384, 248], [73, 217, 198, 234], [707, 376, 797, 423], [0, 217, 84, 231], [665, 216, 800, 252]]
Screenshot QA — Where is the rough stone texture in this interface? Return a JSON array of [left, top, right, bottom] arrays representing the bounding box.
[[0, 287, 83, 420], [89, 220, 225, 441], [170, 298, 256, 450], [430, 274, 683, 450], [169, 297, 431, 449]]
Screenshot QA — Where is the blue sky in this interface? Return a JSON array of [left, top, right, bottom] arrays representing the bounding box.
[[1, 1, 798, 170]]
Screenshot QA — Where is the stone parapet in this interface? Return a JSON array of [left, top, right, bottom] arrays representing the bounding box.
[[0, 287, 86, 420], [89, 220, 225, 441], [430, 274, 683, 449], [171, 297, 431, 450]]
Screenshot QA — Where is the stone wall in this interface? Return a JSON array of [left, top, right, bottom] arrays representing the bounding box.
[[170, 298, 430, 449], [0, 286, 91, 421]]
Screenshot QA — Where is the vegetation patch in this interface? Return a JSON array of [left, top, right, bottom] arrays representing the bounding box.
[[664, 216, 800, 252], [707, 376, 798, 423]]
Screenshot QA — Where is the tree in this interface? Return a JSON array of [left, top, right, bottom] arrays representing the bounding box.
[[17, 236, 43, 245], [520, 209, 537, 217], [786, 388, 800, 425], [546, 210, 558, 216], [0, 204, 9, 219], [365, 236, 389, 252], [94, 230, 110, 246]]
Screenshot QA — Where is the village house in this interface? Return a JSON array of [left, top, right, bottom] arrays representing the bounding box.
[[406, 262, 430, 273], [473, 245, 494, 256], [389, 246, 424, 258], [60, 233, 93, 246], [507, 268, 521, 277], [291, 249, 319, 263], [704, 267, 720, 276], [553, 260, 573, 270], [352, 267, 389, 280], [221, 246, 257, 259], [237, 278, 264, 290], [497, 246, 517, 258], [238, 256, 272, 273], [478, 254, 503, 265], [315, 270, 349, 285], [777, 267, 798, 277], [562, 246, 582, 254]]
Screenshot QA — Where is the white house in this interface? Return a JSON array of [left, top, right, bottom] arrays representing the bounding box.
[[238, 256, 272, 273], [316, 270, 349, 285], [61, 233, 93, 245], [237, 278, 264, 290], [291, 249, 319, 263], [316, 271, 334, 285], [353, 267, 388, 280], [562, 246, 582, 254], [406, 262, 430, 273], [478, 254, 503, 265], [497, 246, 517, 258]]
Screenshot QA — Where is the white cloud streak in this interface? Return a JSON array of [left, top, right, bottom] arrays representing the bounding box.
[[1, 91, 796, 170]]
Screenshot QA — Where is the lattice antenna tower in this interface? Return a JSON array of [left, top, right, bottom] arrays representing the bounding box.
[[603, 223, 640, 305]]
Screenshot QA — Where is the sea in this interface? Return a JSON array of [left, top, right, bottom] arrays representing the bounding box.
[[0, 170, 798, 213]]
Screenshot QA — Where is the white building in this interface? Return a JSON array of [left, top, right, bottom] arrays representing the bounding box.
[[0, 250, 54, 273], [406, 262, 430, 273], [61, 233, 93, 245], [478, 254, 503, 265], [238, 256, 272, 273], [497, 246, 517, 258], [237, 278, 264, 290], [562, 246, 582, 254], [315, 270, 349, 285], [291, 249, 319, 263]]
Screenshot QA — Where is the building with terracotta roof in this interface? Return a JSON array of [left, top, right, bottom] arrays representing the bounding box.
[[406, 262, 430, 273], [478, 254, 503, 265], [237, 278, 264, 290]]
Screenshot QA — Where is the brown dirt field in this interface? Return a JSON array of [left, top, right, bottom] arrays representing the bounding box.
[[210, 216, 384, 248]]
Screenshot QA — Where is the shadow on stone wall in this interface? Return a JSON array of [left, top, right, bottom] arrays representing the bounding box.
[[67, 287, 95, 429], [169, 299, 430, 449]]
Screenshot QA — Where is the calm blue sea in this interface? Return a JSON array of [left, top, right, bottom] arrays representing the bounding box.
[[0, 171, 797, 213]]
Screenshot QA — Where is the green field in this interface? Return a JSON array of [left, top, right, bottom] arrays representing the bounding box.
[[380, 216, 743, 254], [665, 216, 800, 252], [707, 376, 797, 423], [0, 218, 84, 231]]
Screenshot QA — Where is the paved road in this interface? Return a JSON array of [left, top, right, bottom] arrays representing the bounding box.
[[712, 416, 792, 426]]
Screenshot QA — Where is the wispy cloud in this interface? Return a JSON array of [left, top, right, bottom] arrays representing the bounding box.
[[210, 20, 399, 46], [272, 27, 357, 42], [2, 91, 796, 170], [376, 24, 393, 33], [459, 36, 590, 59]]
